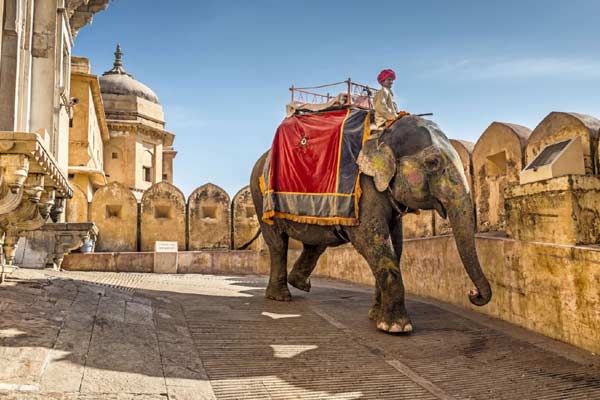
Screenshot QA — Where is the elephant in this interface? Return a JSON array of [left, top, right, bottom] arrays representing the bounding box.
[[249, 115, 492, 333]]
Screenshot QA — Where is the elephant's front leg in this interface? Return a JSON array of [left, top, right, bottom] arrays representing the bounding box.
[[350, 226, 412, 333], [369, 219, 402, 322], [368, 285, 382, 320]]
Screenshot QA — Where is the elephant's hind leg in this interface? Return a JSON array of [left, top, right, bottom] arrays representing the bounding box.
[[263, 227, 291, 301], [288, 244, 326, 292]]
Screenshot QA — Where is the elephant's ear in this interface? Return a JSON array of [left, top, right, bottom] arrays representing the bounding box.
[[357, 139, 396, 192]]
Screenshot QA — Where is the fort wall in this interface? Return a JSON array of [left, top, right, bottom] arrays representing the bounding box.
[[61, 111, 600, 353]]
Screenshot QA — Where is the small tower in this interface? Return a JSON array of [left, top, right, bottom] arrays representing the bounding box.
[[99, 44, 176, 200]]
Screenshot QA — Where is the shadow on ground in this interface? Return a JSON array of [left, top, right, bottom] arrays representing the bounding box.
[[0, 270, 599, 399]]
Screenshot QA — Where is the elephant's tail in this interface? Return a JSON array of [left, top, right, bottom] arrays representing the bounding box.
[[237, 228, 261, 250]]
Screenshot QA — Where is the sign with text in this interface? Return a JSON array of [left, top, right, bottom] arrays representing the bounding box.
[[155, 241, 178, 253]]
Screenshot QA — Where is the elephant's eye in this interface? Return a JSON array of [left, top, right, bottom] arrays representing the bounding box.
[[424, 157, 441, 172]]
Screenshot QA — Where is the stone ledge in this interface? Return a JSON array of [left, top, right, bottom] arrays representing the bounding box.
[[505, 174, 600, 245]]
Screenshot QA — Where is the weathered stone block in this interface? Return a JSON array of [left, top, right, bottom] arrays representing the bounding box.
[[232, 186, 264, 250], [177, 252, 212, 274], [115, 252, 153, 273], [62, 252, 116, 271], [154, 253, 178, 274], [140, 182, 186, 251], [402, 211, 434, 239], [65, 184, 89, 223], [90, 182, 138, 252], [505, 175, 600, 245], [473, 122, 531, 233], [187, 183, 231, 250], [526, 112, 600, 175]]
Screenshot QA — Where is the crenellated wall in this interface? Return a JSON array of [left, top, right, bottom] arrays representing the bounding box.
[[65, 111, 600, 252], [90, 182, 138, 252], [140, 181, 186, 251], [232, 186, 263, 250], [472, 122, 531, 233], [526, 112, 600, 175], [83, 181, 263, 252], [188, 183, 231, 250]]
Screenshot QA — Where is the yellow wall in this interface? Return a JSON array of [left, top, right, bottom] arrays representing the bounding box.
[[187, 183, 231, 250], [90, 182, 138, 252], [232, 186, 262, 250], [140, 181, 186, 251]]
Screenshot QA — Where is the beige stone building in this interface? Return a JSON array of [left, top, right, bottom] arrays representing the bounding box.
[[67, 56, 109, 223], [63, 45, 178, 225], [0, 0, 110, 266]]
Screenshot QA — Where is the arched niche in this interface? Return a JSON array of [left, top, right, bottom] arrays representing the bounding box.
[[472, 122, 531, 233], [187, 183, 231, 250], [90, 182, 138, 252], [140, 181, 186, 251]]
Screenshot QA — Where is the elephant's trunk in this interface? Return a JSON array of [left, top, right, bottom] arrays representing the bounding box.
[[440, 185, 492, 306]]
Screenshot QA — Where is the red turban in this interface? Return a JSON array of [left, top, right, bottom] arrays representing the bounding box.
[[377, 69, 396, 84]]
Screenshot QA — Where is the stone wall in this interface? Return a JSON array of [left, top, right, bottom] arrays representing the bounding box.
[[140, 181, 186, 251], [402, 211, 434, 238], [187, 183, 231, 250], [75, 111, 600, 251], [90, 182, 138, 252], [78, 181, 264, 252], [232, 186, 262, 250], [65, 184, 89, 223], [526, 112, 600, 175], [472, 122, 530, 233]]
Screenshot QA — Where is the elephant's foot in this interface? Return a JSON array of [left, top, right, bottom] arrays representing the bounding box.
[[375, 312, 413, 333], [288, 270, 311, 292], [265, 284, 292, 301]]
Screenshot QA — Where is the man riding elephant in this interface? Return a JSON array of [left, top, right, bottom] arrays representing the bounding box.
[[373, 68, 402, 130], [249, 113, 492, 334]]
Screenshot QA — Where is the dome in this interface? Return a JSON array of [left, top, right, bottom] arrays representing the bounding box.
[[99, 44, 160, 104]]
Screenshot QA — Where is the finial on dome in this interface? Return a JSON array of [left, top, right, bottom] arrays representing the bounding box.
[[103, 43, 132, 77], [114, 44, 123, 67]]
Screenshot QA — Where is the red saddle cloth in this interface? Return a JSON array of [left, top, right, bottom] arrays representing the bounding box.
[[261, 108, 371, 226]]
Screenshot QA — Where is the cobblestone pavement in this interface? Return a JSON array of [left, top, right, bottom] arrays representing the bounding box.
[[0, 269, 599, 400]]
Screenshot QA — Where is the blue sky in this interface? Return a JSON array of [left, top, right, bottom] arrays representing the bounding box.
[[74, 0, 600, 197]]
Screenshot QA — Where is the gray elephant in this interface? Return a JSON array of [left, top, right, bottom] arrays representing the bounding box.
[[249, 115, 491, 333]]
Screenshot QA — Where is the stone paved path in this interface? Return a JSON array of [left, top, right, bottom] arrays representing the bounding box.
[[0, 269, 599, 399]]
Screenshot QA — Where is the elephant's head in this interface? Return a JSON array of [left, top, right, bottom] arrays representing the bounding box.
[[357, 116, 492, 306]]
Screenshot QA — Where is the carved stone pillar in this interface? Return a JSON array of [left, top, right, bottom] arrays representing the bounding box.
[[0, 153, 29, 214]]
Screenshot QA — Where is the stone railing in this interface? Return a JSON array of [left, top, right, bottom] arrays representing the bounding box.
[[0, 132, 72, 265]]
